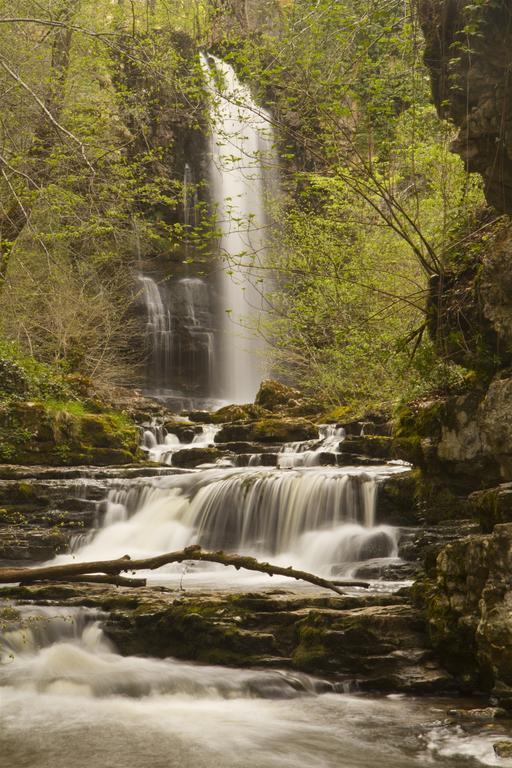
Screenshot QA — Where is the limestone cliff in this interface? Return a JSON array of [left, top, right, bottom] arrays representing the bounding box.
[[418, 0, 512, 212], [411, 0, 512, 702]]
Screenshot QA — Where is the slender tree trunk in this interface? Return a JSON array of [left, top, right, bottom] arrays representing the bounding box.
[[0, 0, 80, 284]]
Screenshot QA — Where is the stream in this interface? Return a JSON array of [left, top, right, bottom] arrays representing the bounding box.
[[2, 51, 512, 768], [2, 425, 512, 767], [0, 608, 508, 768]]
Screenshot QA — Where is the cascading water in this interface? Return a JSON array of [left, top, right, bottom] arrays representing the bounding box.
[[1, 607, 487, 768], [60, 461, 408, 584], [139, 275, 173, 391], [201, 53, 276, 403], [139, 274, 217, 405]]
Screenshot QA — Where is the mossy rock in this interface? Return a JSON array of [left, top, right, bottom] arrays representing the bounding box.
[[340, 435, 392, 460], [171, 447, 227, 468], [254, 379, 301, 411], [215, 417, 318, 444], [0, 400, 141, 466], [249, 418, 318, 443], [210, 403, 270, 424]]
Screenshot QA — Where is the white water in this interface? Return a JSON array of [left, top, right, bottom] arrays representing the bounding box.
[[139, 275, 173, 390], [1, 609, 508, 768], [142, 424, 221, 464], [59, 462, 408, 587], [278, 425, 346, 468], [201, 53, 275, 403]]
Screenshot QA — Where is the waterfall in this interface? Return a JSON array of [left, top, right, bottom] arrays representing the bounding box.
[[139, 275, 173, 393], [0, 606, 322, 700], [201, 53, 276, 404], [63, 464, 408, 578], [139, 275, 216, 403]]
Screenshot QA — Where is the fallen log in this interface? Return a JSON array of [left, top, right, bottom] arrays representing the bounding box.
[[0, 545, 369, 595]]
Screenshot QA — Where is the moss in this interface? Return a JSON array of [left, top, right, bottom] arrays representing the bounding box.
[[0, 399, 141, 466], [215, 417, 318, 444], [394, 399, 448, 442], [292, 619, 330, 671], [211, 403, 270, 424], [250, 418, 318, 443], [469, 487, 512, 533], [320, 404, 361, 423]]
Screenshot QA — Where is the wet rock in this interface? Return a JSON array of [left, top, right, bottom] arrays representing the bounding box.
[[358, 532, 396, 560], [335, 453, 387, 467], [376, 473, 418, 526], [211, 403, 270, 424], [0, 465, 175, 481], [469, 483, 512, 532], [494, 741, 512, 758], [186, 410, 216, 424], [1, 582, 454, 694], [215, 418, 318, 444], [171, 447, 228, 468], [291, 603, 454, 693], [352, 560, 420, 582], [415, 522, 512, 699], [448, 707, 507, 722], [161, 420, 200, 442], [216, 442, 267, 455], [340, 436, 393, 460]]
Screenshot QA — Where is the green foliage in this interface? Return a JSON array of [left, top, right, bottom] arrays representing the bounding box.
[[0, 0, 488, 413], [216, 0, 484, 409], [0, 341, 73, 403]]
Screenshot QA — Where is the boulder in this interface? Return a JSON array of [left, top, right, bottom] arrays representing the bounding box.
[[215, 418, 318, 444], [211, 403, 270, 424], [254, 379, 301, 411], [171, 447, 227, 468], [494, 742, 512, 759]]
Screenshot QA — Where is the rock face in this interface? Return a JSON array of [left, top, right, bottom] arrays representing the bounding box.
[[1, 582, 454, 694], [415, 522, 512, 703], [418, 0, 512, 213]]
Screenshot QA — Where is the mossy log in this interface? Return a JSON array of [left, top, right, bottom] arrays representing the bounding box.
[[0, 545, 369, 594]]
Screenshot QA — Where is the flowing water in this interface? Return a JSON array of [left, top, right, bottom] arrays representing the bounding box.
[[1, 608, 510, 768], [62, 420, 410, 588], [3, 50, 506, 768], [3, 438, 510, 767], [201, 53, 276, 403]]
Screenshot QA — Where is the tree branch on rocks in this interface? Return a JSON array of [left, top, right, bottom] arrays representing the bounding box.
[[0, 545, 369, 594]]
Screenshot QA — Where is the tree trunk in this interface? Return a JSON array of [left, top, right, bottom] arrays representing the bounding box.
[[0, 545, 369, 595]]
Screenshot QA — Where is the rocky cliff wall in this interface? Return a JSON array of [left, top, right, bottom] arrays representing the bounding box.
[[418, 0, 512, 213], [412, 1, 512, 699]]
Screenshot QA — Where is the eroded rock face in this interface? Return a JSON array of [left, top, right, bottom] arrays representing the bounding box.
[[393, 379, 512, 488], [417, 522, 512, 702], [418, 0, 512, 213]]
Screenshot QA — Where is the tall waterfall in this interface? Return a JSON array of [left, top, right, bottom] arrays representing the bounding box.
[[201, 53, 275, 404]]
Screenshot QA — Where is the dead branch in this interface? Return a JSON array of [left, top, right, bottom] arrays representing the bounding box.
[[0, 545, 369, 595]]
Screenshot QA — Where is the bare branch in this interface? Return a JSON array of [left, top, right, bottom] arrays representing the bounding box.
[[0, 545, 369, 595]]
